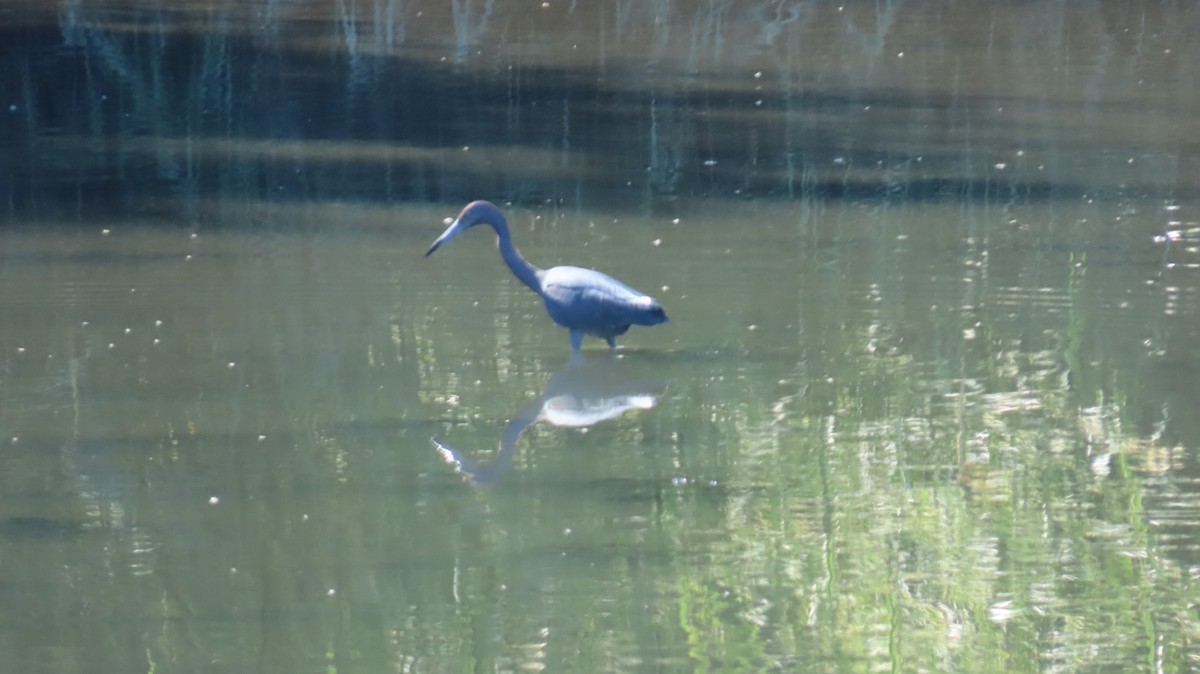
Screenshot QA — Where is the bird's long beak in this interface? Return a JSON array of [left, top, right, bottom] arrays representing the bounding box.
[[424, 218, 465, 257]]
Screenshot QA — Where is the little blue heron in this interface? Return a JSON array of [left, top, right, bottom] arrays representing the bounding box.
[[425, 200, 669, 351]]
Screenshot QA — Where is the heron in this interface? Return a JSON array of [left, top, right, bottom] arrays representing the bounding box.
[[425, 200, 669, 351]]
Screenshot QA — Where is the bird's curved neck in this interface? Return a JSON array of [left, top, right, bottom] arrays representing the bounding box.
[[491, 216, 543, 292]]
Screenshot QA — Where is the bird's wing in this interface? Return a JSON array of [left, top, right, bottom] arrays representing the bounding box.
[[543, 267, 644, 302], [541, 266, 651, 323]]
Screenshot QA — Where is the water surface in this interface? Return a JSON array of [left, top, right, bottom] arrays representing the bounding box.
[[2, 1, 1199, 672]]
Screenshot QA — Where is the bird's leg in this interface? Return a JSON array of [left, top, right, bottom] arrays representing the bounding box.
[[569, 329, 584, 352]]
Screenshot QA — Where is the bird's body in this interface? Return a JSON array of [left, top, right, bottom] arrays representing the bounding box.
[[426, 200, 668, 351]]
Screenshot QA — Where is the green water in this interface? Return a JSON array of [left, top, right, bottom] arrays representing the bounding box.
[[2, 1, 1199, 672]]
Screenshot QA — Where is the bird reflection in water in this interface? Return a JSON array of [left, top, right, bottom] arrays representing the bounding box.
[[432, 352, 667, 485]]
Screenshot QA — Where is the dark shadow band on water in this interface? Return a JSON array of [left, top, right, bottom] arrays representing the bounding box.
[[4, 11, 1193, 224]]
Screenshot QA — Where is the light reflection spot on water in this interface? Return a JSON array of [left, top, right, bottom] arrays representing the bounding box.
[[208, 496, 220, 505], [227, 362, 236, 368]]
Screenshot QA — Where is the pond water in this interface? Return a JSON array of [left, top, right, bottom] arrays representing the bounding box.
[[3, 1, 1200, 672]]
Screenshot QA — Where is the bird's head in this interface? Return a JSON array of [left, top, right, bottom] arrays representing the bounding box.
[[425, 200, 503, 257]]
